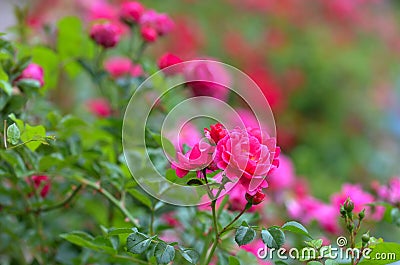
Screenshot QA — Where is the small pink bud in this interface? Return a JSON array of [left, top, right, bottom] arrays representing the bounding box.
[[27, 175, 51, 198], [140, 26, 158, 42], [245, 189, 266, 205]]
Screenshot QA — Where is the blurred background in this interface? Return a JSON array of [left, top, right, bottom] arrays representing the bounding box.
[[2, 0, 398, 198]]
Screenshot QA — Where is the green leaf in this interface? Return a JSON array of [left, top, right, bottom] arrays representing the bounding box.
[[60, 231, 115, 254], [358, 242, 400, 265], [228, 256, 240, 265], [154, 242, 175, 264], [282, 221, 311, 238], [20, 124, 46, 151], [307, 262, 323, 265], [107, 228, 136, 236], [178, 247, 200, 264], [235, 224, 256, 246], [16, 79, 41, 90], [0, 80, 12, 95], [304, 239, 323, 249], [128, 189, 153, 209], [261, 227, 285, 249], [7, 123, 20, 145], [152, 133, 176, 159], [0, 66, 8, 81], [126, 229, 152, 254], [30, 46, 59, 91]]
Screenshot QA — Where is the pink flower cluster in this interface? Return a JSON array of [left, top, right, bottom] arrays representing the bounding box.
[[89, 1, 174, 48], [373, 176, 400, 206], [171, 123, 279, 204]]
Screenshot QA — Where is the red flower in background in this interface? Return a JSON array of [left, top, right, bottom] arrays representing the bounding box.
[[158, 53, 183, 72], [104, 57, 143, 78], [27, 175, 51, 198], [86, 98, 112, 118]]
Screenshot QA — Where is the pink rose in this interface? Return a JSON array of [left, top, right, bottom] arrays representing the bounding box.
[[331, 184, 384, 221], [158, 53, 183, 75], [140, 10, 174, 36], [17, 63, 45, 87], [183, 60, 231, 101], [204, 123, 227, 144], [27, 175, 51, 198], [172, 140, 215, 178], [214, 127, 277, 195], [104, 57, 143, 78], [90, 22, 120, 48], [140, 26, 158, 42], [267, 155, 295, 191], [86, 98, 112, 118], [120, 1, 145, 24], [374, 177, 400, 205]]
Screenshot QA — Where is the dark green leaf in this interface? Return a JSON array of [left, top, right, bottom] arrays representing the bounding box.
[[126, 230, 152, 254], [178, 247, 200, 264], [261, 227, 285, 249], [282, 221, 311, 238], [128, 189, 153, 209], [154, 242, 175, 264], [235, 225, 256, 246]]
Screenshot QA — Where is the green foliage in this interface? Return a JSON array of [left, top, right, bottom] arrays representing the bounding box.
[[261, 227, 286, 249], [235, 222, 256, 246]]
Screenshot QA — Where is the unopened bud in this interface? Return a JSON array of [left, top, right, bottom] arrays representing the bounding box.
[[344, 198, 355, 213], [359, 209, 365, 220]]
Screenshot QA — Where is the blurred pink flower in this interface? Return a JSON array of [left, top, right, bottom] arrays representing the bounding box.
[[141, 26, 158, 42], [241, 240, 272, 265], [120, 1, 145, 24], [268, 154, 295, 191], [90, 22, 121, 48], [375, 177, 400, 205], [86, 98, 112, 118], [157, 53, 183, 75], [16, 63, 45, 87], [184, 60, 231, 101], [331, 183, 384, 221], [140, 10, 174, 36], [104, 56, 143, 78]]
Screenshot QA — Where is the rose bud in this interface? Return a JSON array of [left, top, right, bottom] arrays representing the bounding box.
[[140, 26, 158, 42], [120, 1, 144, 25], [16, 63, 44, 87], [245, 189, 266, 205], [157, 53, 183, 75], [86, 98, 112, 118], [344, 197, 355, 213], [204, 123, 227, 144], [27, 175, 51, 198], [90, 22, 120, 48]]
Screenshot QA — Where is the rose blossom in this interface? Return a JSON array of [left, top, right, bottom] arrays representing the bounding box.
[[140, 10, 174, 36], [86, 98, 112, 118], [90, 22, 120, 48], [141, 26, 158, 42], [120, 1, 144, 25], [158, 53, 183, 75], [16, 63, 45, 87], [183, 59, 231, 101], [214, 127, 278, 195], [27, 175, 51, 198], [267, 154, 295, 190], [171, 140, 215, 178], [204, 123, 227, 144], [104, 57, 143, 78]]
